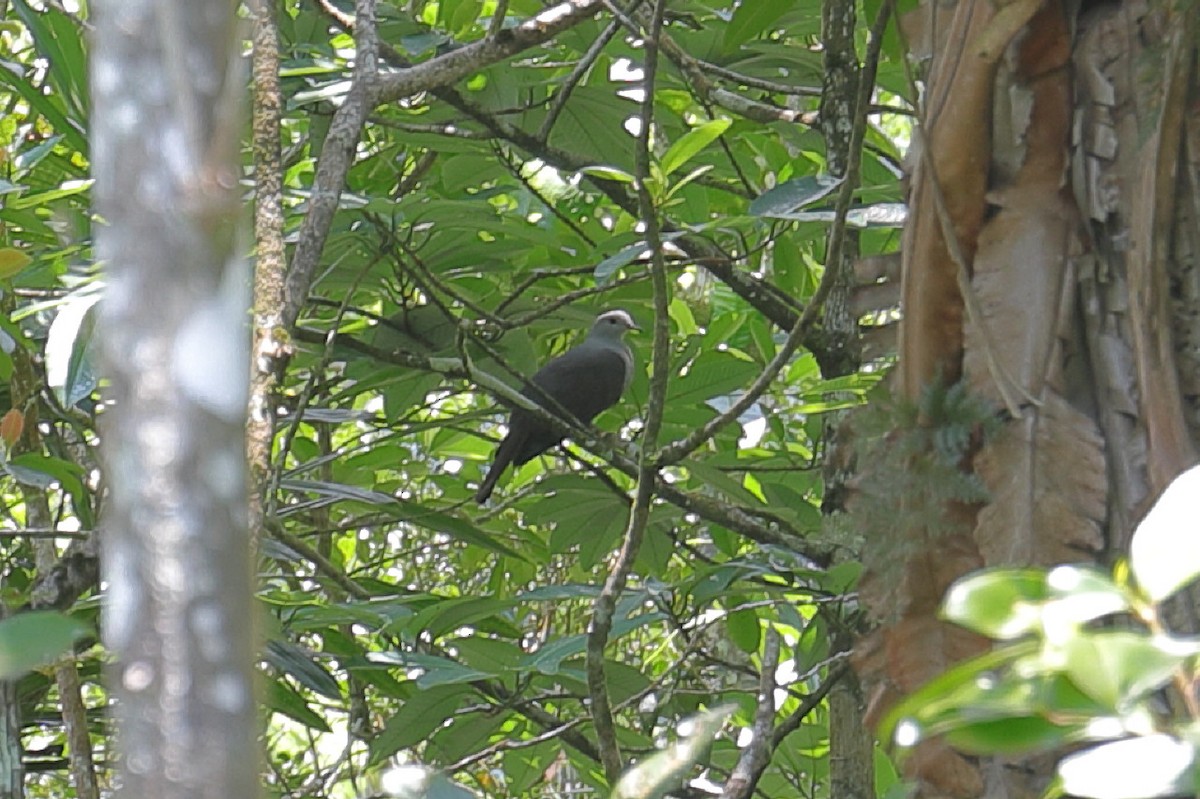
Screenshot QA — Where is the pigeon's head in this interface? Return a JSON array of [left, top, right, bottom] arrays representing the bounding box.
[[592, 309, 640, 339]]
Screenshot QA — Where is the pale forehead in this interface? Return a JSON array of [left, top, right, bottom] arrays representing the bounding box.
[[597, 310, 635, 325]]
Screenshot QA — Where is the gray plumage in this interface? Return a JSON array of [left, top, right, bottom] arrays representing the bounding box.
[[475, 310, 639, 503]]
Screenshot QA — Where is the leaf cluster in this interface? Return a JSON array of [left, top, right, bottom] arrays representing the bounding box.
[[885, 465, 1200, 799]]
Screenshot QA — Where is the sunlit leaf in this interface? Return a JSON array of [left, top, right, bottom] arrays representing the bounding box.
[[613, 705, 736, 799], [576, 165, 635, 183], [45, 288, 100, 407], [660, 119, 731, 176], [942, 566, 1128, 640], [1130, 464, 1200, 602], [1062, 631, 1199, 710], [1057, 736, 1195, 799]]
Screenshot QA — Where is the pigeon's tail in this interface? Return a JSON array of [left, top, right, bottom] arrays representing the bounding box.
[[475, 430, 521, 504], [474, 465, 502, 504]]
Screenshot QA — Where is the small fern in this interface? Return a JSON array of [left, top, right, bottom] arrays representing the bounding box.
[[827, 380, 1000, 617]]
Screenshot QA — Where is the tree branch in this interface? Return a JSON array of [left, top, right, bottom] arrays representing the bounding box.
[[720, 628, 780, 799], [587, 0, 669, 779], [283, 0, 379, 329], [373, 1, 605, 104], [248, 0, 289, 547]]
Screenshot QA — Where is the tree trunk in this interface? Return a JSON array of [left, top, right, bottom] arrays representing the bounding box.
[[92, 2, 259, 797], [859, 0, 1200, 794]]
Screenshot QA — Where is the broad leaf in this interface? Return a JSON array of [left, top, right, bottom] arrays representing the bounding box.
[[660, 119, 731, 177], [0, 611, 89, 679], [1130, 465, 1200, 602], [1057, 736, 1195, 799]]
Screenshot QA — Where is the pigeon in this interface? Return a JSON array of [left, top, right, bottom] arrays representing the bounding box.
[[475, 310, 639, 503]]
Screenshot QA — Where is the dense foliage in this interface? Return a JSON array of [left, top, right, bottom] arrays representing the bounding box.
[[0, 0, 921, 797]]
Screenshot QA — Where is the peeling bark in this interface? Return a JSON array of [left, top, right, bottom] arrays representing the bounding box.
[[863, 0, 1200, 794]]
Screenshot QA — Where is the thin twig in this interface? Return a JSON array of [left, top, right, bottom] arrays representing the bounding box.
[[271, 249, 384, 508], [487, 0, 509, 36], [657, 3, 892, 467], [720, 628, 781, 799], [373, 1, 606, 104], [537, 13, 625, 141], [268, 525, 374, 600], [770, 661, 851, 746], [587, 0, 669, 780], [495, 145, 597, 245]]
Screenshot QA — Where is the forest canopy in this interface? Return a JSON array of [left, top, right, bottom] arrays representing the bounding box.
[[4, 0, 1200, 798]]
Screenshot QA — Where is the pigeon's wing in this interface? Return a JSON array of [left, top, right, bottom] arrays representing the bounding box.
[[476, 323, 634, 503], [526, 346, 629, 423], [507, 346, 630, 465]]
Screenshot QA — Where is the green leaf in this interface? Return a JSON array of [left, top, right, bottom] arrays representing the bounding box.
[[595, 231, 686, 283], [264, 678, 332, 732], [405, 595, 518, 640], [725, 605, 761, 654], [1057, 735, 1195, 799], [392, 507, 527, 561], [265, 639, 343, 700], [5, 454, 89, 524], [12, 1, 89, 122], [667, 351, 761, 408], [7, 178, 93, 210], [943, 569, 1050, 639], [440, 0, 482, 34], [279, 478, 395, 506], [880, 641, 1037, 747], [668, 298, 698, 336], [405, 653, 496, 688], [595, 241, 646, 284], [523, 633, 587, 674], [748, 175, 841, 218], [525, 481, 627, 563], [1062, 631, 1198, 710], [660, 119, 731, 176], [370, 685, 472, 764], [943, 715, 1075, 756], [550, 87, 639, 171], [721, 0, 791, 52], [942, 566, 1129, 640], [1130, 464, 1200, 602], [576, 165, 635, 183], [0, 611, 89, 679], [44, 288, 100, 407]]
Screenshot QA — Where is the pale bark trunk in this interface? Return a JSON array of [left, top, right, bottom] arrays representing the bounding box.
[[92, 2, 259, 797]]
